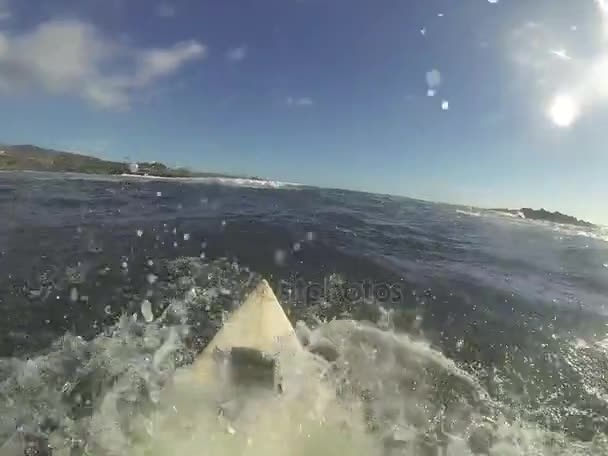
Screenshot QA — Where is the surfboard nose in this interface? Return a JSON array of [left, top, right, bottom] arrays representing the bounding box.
[[189, 279, 302, 386]]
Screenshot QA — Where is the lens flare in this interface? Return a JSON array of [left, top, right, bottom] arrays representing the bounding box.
[[550, 49, 571, 61]]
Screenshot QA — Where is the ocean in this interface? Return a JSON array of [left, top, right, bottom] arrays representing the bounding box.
[[1, 171, 607, 455]]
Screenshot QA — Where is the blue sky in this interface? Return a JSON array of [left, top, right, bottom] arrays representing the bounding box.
[[0, 0, 607, 223]]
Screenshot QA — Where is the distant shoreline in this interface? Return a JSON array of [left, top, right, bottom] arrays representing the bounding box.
[[0, 144, 261, 181], [0, 144, 596, 225], [490, 207, 595, 228], [0, 169, 293, 189]]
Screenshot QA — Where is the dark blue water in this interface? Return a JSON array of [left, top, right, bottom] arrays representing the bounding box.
[[1, 172, 608, 454]]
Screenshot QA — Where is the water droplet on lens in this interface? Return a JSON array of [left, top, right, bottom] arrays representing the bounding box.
[[141, 300, 154, 322], [146, 273, 158, 284], [274, 249, 287, 266]]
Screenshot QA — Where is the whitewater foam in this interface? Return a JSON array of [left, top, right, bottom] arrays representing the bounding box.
[[1, 258, 607, 455], [456, 209, 482, 217], [120, 174, 301, 189]]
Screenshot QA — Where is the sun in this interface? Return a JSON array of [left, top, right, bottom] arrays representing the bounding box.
[[548, 94, 579, 127]]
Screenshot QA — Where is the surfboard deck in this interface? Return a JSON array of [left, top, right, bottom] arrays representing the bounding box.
[[131, 280, 378, 456], [165, 279, 328, 433], [187, 279, 302, 388]]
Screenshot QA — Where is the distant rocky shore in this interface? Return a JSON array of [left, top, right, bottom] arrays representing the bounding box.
[[0, 144, 253, 180], [491, 207, 595, 228]]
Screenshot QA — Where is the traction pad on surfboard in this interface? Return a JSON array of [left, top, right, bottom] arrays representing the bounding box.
[[214, 347, 282, 392]]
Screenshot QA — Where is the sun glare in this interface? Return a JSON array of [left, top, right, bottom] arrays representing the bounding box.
[[590, 57, 608, 97], [548, 94, 579, 127]]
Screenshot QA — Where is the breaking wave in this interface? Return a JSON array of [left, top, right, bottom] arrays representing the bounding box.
[[120, 174, 301, 190]]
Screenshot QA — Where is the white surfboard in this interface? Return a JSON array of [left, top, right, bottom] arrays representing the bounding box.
[[189, 279, 302, 388], [134, 280, 378, 456]]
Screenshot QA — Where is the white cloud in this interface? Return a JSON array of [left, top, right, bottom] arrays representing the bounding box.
[[135, 41, 205, 85], [0, 19, 206, 109], [226, 45, 248, 63], [157, 3, 175, 18], [286, 96, 314, 107]]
